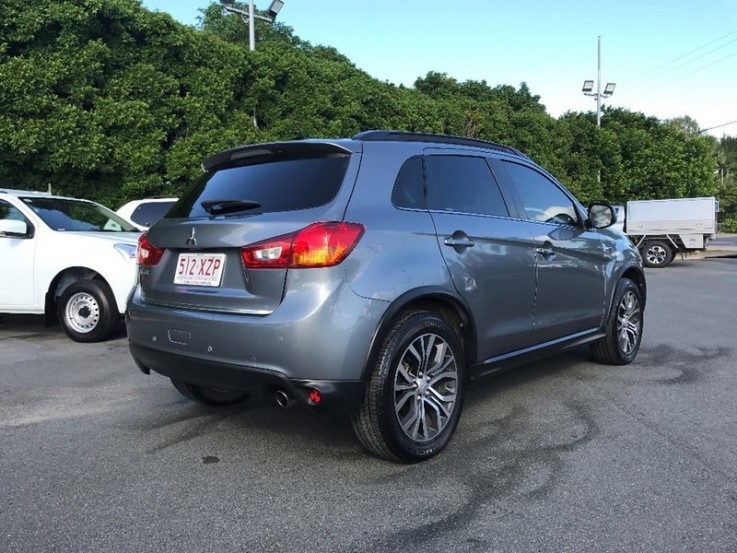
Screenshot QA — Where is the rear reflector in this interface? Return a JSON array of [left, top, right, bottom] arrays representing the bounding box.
[[241, 222, 365, 269]]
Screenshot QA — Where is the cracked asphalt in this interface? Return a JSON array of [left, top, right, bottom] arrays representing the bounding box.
[[1, 257, 736, 553]]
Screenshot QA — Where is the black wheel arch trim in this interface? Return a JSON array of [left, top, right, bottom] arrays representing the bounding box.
[[612, 263, 647, 314], [360, 286, 477, 382]]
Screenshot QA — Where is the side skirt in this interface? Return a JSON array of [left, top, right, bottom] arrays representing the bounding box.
[[469, 328, 605, 381]]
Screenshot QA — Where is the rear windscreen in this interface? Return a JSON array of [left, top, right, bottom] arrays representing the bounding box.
[[168, 154, 350, 219]]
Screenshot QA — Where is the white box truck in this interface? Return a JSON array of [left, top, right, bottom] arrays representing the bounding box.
[[618, 197, 718, 268]]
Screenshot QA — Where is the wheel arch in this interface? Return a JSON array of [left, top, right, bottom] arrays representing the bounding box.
[[609, 265, 647, 318], [360, 287, 477, 382], [44, 266, 109, 318]]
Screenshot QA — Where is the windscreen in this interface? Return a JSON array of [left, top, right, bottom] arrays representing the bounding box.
[[21, 197, 138, 232]]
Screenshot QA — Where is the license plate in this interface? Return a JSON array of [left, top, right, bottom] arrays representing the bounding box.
[[174, 253, 226, 287]]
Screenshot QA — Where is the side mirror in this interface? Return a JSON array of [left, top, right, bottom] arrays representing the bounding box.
[[587, 203, 615, 229], [0, 219, 29, 237]]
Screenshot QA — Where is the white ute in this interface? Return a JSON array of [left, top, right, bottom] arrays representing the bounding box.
[[0, 189, 140, 342]]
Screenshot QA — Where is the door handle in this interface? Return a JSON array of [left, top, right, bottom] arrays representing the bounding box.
[[535, 247, 555, 260], [444, 237, 475, 248]]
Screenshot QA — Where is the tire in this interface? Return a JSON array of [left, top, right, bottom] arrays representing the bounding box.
[[171, 378, 249, 406], [590, 279, 644, 365], [351, 309, 465, 462], [56, 279, 119, 342], [640, 240, 674, 268]]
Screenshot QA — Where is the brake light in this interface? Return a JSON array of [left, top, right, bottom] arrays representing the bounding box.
[[241, 222, 365, 269], [137, 233, 165, 266]]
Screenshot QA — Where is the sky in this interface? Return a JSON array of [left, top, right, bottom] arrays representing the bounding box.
[[140, 0, 737, 137]]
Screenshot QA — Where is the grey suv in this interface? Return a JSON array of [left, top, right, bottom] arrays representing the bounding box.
[[127, 131, 646, 462]]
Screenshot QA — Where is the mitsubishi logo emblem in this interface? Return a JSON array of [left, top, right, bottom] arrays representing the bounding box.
[[185, 227, 197, 246]]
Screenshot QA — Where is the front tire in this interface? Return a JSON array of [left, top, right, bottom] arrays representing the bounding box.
[[590, 278, 643, 365], [57, 279, 119, 342], [351, 309, 465, 462]]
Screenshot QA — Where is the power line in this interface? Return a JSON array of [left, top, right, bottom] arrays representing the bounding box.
[[625, 30, 737, 85], [699, 120, 737, 134], [644, 51, 737, 92], [629, 36, 737, 90]]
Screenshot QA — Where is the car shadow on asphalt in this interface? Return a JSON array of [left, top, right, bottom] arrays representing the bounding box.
[[0, 313, 127, 340]]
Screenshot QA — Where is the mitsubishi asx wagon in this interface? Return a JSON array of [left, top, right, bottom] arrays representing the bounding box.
[[127, 131, 646, 462]]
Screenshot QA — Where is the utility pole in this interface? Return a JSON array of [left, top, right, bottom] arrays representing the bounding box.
[[219, 1, 285, 126], [582, 36, 616, 127]]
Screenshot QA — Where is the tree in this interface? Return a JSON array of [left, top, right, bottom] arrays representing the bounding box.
[[0, 0, 727, 211]]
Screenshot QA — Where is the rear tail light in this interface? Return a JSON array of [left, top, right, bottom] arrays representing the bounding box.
[[137, 233, 165, 266], [241, 222, 365, 269]]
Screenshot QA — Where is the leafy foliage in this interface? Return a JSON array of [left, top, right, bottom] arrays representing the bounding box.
[[0, 0, 724, 211]]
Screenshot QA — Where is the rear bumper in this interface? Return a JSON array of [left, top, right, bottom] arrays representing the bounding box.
[[126, 282, 387, 413], [130, 342, 365, 413]]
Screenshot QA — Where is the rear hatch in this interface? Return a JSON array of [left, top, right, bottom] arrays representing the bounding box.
[[139, 141, 360, 315]]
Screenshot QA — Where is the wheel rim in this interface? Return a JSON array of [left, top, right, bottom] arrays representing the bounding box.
[[617, 291, 641, 355], [64, 292, 100, 334], [646, 245, 667, 265], [393, 333, 459, 443]]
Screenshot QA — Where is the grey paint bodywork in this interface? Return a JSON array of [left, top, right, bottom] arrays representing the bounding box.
[[127, 134, 645, 409]]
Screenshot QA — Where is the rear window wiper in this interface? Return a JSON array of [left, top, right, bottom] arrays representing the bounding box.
[[201, 199, 262, 216]]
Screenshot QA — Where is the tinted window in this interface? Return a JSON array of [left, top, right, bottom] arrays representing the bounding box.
[[392, 156, 425, 209], [426, 156, 508, 217], [502, 162, 578, 225], [169, 154, 349, 219], [131, 201, 176, 227]]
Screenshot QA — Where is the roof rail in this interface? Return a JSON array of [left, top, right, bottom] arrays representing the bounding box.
[[352, 130, 520, 155]]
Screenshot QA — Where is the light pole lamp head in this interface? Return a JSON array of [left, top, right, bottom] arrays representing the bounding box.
[[219, 0, 236, 5], [603, 82, 616, 96], [267, 0, 284, 20], [582, 80, 594, 93]]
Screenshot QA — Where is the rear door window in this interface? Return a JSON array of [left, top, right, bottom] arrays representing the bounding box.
[[169, 154, 349, 219], [425, 155, 509, 217]]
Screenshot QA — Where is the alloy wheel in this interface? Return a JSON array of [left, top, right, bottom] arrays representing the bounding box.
[[617, 290, 641, 355], [393, 333, 459, 443]]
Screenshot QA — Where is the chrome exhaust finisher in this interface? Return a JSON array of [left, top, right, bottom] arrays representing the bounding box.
[[275, 389, 295, 408]]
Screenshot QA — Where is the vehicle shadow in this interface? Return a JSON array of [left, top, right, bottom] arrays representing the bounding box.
[[0, 313, 127, 340]]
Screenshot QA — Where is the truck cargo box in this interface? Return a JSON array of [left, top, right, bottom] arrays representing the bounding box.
[[625, 197, 716, 235]]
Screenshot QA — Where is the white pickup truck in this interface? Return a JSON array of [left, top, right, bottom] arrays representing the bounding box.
[[0, 189, 141, 341], [614, 197, 718, 268]]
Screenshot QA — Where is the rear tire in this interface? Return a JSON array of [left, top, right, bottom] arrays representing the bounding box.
[[171, 379, 249, 406], [351, 309, 465, 462], [57, 279, 119, 342], [640, 240, 674, 268], [590, 278, 643, 365]]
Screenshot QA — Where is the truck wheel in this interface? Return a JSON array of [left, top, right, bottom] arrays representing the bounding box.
[[590, 278, 643, 365], [351, 309, 465, 462], [640, 240, 674, 268], [171, 379, 249, 406], [57, 279, 119, 342]]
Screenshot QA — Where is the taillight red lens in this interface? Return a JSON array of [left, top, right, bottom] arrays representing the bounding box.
[[137, 233, 165, 266], [241, 222, 365, 269]]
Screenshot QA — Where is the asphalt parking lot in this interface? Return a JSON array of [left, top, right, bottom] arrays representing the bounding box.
[[2, 257, 736, 553]]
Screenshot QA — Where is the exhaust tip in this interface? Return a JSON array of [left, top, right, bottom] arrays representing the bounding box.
[[275, 389, 294, 409]]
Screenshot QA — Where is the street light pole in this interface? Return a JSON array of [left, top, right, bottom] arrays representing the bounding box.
[[582, 36, 616, 127], [248, 0, 256, 51], [219, 1, 285, 127], [220, 0, 283, 52], [596, 35, 602, 127]]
